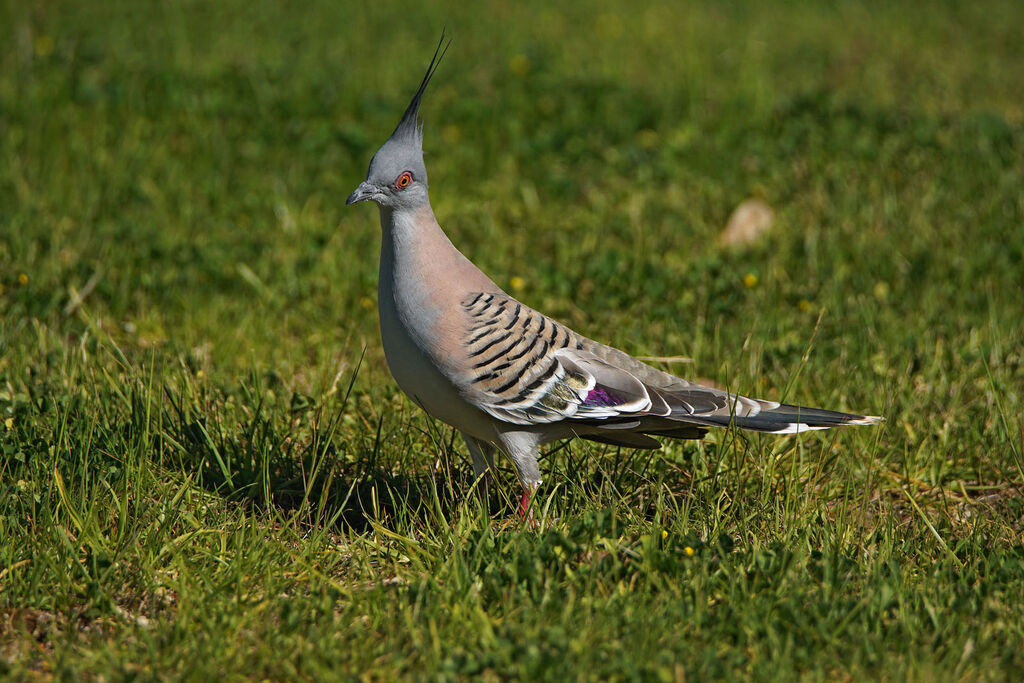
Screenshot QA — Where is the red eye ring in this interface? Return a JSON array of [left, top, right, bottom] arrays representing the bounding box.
[[395, 171, 413, 189]]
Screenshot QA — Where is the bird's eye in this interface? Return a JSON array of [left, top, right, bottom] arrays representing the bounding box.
[[395, 171, 413, 189]]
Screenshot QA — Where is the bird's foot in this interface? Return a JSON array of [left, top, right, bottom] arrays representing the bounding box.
[[494, 489, 541, 532], [516, 489, 543, 530], [519, 489, 532, 519]]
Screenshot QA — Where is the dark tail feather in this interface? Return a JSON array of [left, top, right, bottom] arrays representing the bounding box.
[[698, 403, 882, 434], [643, 426, 709, 440]]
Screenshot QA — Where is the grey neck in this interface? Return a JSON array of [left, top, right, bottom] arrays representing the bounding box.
[[377, 203, 502, 307]]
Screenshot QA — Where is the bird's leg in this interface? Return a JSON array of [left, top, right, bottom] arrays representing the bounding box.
[[519, 489, 533, 519], [494, 430, 544, 526], [517, 481, 544, 527], [462, 432, 496, 496]]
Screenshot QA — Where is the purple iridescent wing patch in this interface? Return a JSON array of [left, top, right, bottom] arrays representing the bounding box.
[[583, 387, 626, 407]]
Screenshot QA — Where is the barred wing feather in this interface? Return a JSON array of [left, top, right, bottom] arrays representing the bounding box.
[[458, 292, 881, 435]]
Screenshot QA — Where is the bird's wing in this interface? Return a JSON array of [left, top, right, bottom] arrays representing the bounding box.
[[457, 292, 741, 425], [457, 292, 881, 433]]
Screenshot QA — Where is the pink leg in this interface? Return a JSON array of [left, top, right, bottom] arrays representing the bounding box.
[[519, 489, 533, 520]]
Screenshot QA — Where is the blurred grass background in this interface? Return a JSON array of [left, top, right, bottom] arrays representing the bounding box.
[[2, 0, 1023, 679]]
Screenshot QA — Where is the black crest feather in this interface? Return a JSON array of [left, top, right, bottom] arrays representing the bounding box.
[[389, 32, 451, 145]]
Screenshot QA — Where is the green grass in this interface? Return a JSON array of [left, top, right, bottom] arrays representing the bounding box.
[[3, 0, 1023, 679]]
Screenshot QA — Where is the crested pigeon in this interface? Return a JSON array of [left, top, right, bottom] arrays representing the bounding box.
[[346, 38, 882, 513]]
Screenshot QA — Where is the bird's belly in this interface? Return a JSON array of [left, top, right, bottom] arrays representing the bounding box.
[[379, 300, 494, 440]]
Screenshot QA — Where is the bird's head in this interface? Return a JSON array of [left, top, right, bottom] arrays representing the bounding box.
[[347, 35, 449, 210]]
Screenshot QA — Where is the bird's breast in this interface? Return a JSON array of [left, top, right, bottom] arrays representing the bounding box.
[[377, 249, 494, 439]]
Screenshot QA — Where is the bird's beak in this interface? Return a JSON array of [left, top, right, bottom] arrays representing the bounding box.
[[346, 181, 378, 205]]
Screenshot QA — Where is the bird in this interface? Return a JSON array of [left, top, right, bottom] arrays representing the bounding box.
[[346, 37, 882, 516]]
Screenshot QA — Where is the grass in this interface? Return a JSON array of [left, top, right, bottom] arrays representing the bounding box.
[[2, 0, 1023, 678]]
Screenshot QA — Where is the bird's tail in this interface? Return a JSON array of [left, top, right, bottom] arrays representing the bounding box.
[[694, 402, 883, 434]]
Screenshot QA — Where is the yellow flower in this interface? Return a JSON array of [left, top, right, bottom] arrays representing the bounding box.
[[34, 35, 55, 58], [661, 530, 668, 540], [873, 281, 890, 301], [509, 276, 525, 292], [637, 129, 659, 149], [509, 54, 531, 77], [797, 299, 812, 312], [196, 369, 205, 379], [742, 272, 758, 288], [4, 417, 13, 430], [441, 125, 461, 145], [359, 296, 375, 310], [18, 273, 29, 285], [594, 13, 624, 39], [684, 546, 695, 557]]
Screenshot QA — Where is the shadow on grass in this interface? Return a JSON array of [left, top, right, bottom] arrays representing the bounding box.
[[155, 346, 607, 532], [159, 373, 473, 533]]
